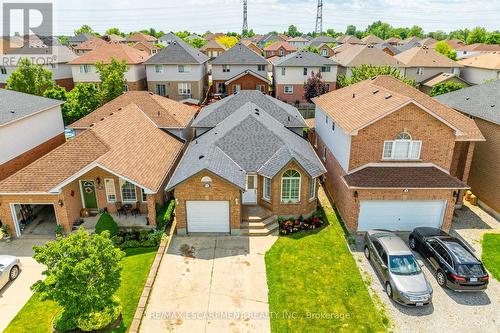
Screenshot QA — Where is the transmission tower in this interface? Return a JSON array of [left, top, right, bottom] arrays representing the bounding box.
[[242, 0, 248, 35], [315, 0, 323, 36]]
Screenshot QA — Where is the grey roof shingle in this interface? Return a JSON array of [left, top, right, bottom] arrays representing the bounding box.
[[434, 80, 500, 125], [0, 89, 63, 126], [192, 90, 307, 128], [308, 35, 338, 45], [158, 32, 183, 43], [144, 39, 209, 65], [211, 43, 268, 65], [167, 102, 325, 190], [273, 51, 338, 67], [67, 33, 93, 43]]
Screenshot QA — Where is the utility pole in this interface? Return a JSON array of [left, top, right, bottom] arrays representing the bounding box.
[[242, 0, 248, 36], [315, 0, 323, 36]]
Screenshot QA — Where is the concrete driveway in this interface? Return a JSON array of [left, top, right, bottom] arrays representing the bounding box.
[[353, 202, 500, 333], [140, 235, 277, 333]]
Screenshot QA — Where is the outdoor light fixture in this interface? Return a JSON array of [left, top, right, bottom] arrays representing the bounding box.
[[96, 177, 101, 185], [58, 200, 64, 207], [353, 191, 358, 198], [403, 189, 409, 193]]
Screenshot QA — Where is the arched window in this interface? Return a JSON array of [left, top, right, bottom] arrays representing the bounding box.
[[281, 170, 301, 203], [201, 176, 212, 183], [383, 132, 421, 160], [396, 132, 411, 140]]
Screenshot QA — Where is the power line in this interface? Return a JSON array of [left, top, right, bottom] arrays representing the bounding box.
[[315, 0, 323, 35]]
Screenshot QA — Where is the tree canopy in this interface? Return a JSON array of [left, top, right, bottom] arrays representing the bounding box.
[[434, 41, 457, 60], [95, 58, 128, 104], [338, 65, 416, 88], [216, 35, 239, 49], [429, 82, 465, 97], [74, 24, 97, 36], [304, 71, 329, 102], [6, 58, 54, 96]]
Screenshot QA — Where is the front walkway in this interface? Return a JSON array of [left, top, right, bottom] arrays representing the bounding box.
[[140, 235, 277, 333]]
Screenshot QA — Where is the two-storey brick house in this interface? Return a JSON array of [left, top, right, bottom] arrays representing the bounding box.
[[311, 75, 484, 232]]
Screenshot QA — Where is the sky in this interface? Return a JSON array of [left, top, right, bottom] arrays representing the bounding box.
[[1, 0, 499, 36]]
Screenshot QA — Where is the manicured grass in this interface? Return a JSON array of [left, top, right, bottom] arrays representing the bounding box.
[[482, 233, 500, 280], [265, 188, 388, 333], [5, 247, 157, 333]]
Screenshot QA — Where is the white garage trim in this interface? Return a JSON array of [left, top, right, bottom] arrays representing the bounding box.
[[9, 203, 59, 237], [186, 201, 230, 233], [358, 200, 446, 231]]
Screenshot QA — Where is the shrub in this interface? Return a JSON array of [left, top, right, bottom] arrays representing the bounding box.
[[110, 235, 124, 247], [156, 199, 175, 230], [147, 229, 165, 245], [76, 296, 121, 331], [95, 213, 118, 236], [119, 240, 141, 249]]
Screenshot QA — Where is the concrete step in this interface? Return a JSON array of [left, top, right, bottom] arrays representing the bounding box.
[[240, 220, 279, 236], [241, 215, 277, 229]]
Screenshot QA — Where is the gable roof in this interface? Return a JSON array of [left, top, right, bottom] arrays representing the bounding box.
[[158, 32, 183, 43], [434, 80, 500, 125], [330, 44, 403, 67], [73, 37, 109, 51], [0, 104, 184, 194], [69, 91, 197, 130], [104, 34, 126, 43], [225, 70, 270, 85], [420, 37, 437, 46], [211, 43, 268, 65], [287, 36, 309, 42], [144, 39, 209, 65], [200, 39, 227, 51], [274, 50, 337, 67], [310, 35, 338, 44], [338, 35, 363, 44], [458, 52, 500, 70], [402, 36, 421, 44], [132, 41, 160, 53], [127, 32, 157, 43], [264, 41, 296, 52], [460, 43, 500, 52], [0, 89, 64, 126], [192, 90, 307, 128], [313, 75, 484, 141], [167, 102, 325, 190], [68, 33, 93, 43], [259, 33, 287, 45], [385, 37, 402, 44], [394, 46, 462, 68], [68, 44, 150, 65], [421, 73, 469, 88], [361, 34, 384, 44]]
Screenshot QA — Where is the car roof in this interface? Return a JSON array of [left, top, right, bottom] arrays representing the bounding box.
[[377, 236, 412, 255], [439, 239, 479, 264], [0, 255, 16, 266], [415, 227, 449, 237]]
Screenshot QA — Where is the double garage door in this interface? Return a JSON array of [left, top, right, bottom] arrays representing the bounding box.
[[358, 200, 446, 231], [186, 201, 230, 233]]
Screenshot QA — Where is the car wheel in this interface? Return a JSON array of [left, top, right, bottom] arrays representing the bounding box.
[[409, 236, 417, 250], [386, 283, 393, 299], [436, 270, 446, 287], [364, 246, 370, 259], [9, 265, 20, 281]]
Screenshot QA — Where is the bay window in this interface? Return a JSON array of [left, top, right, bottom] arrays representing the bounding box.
[[281, 170, 301, 203]]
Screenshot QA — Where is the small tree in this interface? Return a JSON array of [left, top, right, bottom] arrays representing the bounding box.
[[338, 64, 416, 88], [32, 229, 124, 331], [6, 58, 54, 96], [216, 35, 239, 49], [187, 37, 207, 49], [74, 24, 96, 36], [434, 41, 457, 60], [429, 82, 465, 96], [301, 46, 319, 54], [96, 58, 128, 104], [65, 83, 101, 124], [304, 71, 329, 102]]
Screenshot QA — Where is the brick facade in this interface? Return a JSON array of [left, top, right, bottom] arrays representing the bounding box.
[[213, 73, 269, 96], [55, 78, 75, 91], [126, 79, 147, 91], [265, 47, 294, 58], [147, 79, 207, 101], [275, 83, 336, 104], [0, 133, 66, 181]]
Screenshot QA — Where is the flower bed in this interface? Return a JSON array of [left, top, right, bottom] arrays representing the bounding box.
[[111, 229, 165, 249], [278, 212, 324, 235]]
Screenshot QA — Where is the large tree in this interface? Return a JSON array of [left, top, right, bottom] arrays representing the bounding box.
[[64, 83, 101, 124], [105, 27, 125, 37], [32, 229, 124, 332], [287, 25, 301, 37], [429, 82, 465, 97], [95, 58, 128, 104], [408, 25, 424, 38], [338, 65, 416, 88], [345, 25, 357, 36], [434, 41, 457, 60], [485, 32, 500, 44], [466, 27, 487, 44], [74, 24, 96, 36], [304, 71, 329, 102], [6, 58, 54, 96]]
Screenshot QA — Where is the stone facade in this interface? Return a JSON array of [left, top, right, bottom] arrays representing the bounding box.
[[0, 133, 66, 181]]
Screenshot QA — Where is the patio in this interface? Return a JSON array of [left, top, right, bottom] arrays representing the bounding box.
[[80, 212, 154, 232]]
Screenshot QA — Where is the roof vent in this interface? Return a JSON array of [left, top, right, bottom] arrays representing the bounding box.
[[352, 93, 355, 98], [100, 117, 105, 121], [466, 97, 470, 100], [372, 89, 379, 94], [109, 112, 114, 115], [118, 107, 123, 111], [198, 155, 204, 159], [195, 140, 198, 144], [157, 111, 160, 117], [89, 123, 95, 127], [385, 94, 392, 99], [10, 110, 15, 114], [492, 104, 495, 107]]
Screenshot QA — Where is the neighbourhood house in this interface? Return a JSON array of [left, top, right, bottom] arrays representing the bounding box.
[[374, 43, 400, 56], [330, 44, 404, 78], [287, 36, 309, 48], [0, 89, 65, 181], [454, 43, 500, 59], [127, 32, 158, 44], [396, 37, 423, 53], [72, 37, 109, 55], [394, 46, 462, 83], [200, 39, 227, 58], [337, 35, 364, 45], [457, 52, 500, 84], [0, 45, 78, 90], [273, 51, 338, 104], [385, 37, 402, 46], [0, 97, 193, 237], [67, 33, 93, 47], [167, 91, 325, 235], [132, 41, 160, 56], [360, 34, 384, 45], [257, 33, 287, 48], [264, 41, 296, 58], [420, 73, 470, 95], [435, 80, 500, 218], [312, 75, 484, 232], [158, 32, 184, 47], [241, 40, 262, 54], [68, 44, 150, 91], [103, 34, 126, 43], [144, 40, 209, 102], [211, 43, 270, 96]]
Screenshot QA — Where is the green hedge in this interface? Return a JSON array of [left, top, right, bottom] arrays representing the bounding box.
[[156, 199, 175, 230], [95, 213, 118, 236]]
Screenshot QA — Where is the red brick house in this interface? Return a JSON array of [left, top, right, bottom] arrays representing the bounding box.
[[311, 75, 484, 232], [264, 41, 296, 58]]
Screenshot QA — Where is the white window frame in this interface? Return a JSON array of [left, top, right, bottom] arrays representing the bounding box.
[[141, 188, 148, 202], [178, 82, 191, 95], [222, 65, 230, 72], [416, 67, 424, 75], [257, 64, 266, 71], [309, 177, 316, 200], [263, 177, 271, 201], [256, 84, 265, 92], [284, 85, 293, 94], [154, 65, 164, 73], [281, 67, 286, 76], [382, 133, 422, 160], [80, 64, 91, 73], [216, 82, 225, 94], [119, 179, 137, 203], [281, 170, 301, 203], [321, 65, 331, 73], [178, 64, 191, 73], [155, 84, 166, 96], [321, 49, 328, 56], [104, 179, 116, 203]]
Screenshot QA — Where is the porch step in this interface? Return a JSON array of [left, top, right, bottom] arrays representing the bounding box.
[[241, 215, 278, 236], [241, 215, 277, 229]]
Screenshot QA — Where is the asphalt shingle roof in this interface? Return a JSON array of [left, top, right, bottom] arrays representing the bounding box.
[[211, 43, 268, 65], [167, 102, 325, 190], [0, 89, 63, 126], [434, 80, 500, 125], [192, 90, 307, 128], [68, 33, 93, 43], [144, 39, 209, 65], [273, 51, 337, 67]]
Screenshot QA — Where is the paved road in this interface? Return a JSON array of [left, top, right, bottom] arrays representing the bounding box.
[[140, 236, 277, 333]]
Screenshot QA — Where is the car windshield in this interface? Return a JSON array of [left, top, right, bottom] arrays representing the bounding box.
[[457, 264, 485, 276], [389, 255, 421, 275]]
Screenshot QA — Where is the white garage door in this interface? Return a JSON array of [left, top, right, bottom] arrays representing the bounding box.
[[358, 200, 446, 231], [186, 201, 230, 233]]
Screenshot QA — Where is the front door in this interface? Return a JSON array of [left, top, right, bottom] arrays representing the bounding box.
[[242, 174, 257, 204], [80, 180, 98, 209]]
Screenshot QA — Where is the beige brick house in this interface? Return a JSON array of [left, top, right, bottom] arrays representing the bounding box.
[[0, 93, 196, 237], [167, 91, 325, 235], [311, 75, 484, 232]]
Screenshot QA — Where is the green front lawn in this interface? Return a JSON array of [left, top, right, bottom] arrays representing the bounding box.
[[265, 187, 388, 332], [5, 247, 157, 333], [482, 233, 500, 280]]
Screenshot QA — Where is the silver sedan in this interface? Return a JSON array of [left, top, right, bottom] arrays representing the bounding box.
[[364, 230, 433, 306], [0, 255, 22, 290]]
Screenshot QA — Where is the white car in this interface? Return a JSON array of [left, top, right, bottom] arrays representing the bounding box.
[[0, 255, 22, 289]]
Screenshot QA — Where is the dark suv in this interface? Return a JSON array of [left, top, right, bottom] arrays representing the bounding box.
[[409, 227, 489, 291]]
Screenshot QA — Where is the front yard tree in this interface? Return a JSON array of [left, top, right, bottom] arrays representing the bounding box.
[[6, 58, 54, 96], [338, 64, 416, 88], [304, 71, 329, 102], [96, 58, 128, 104], [429, 82, 465, 97], [32, 229, 124, 332]]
